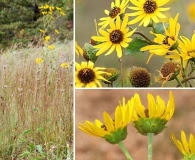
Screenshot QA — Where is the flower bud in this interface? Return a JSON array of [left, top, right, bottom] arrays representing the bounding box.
[[83, 43, 98, 63], [102, 68, 119, 84]]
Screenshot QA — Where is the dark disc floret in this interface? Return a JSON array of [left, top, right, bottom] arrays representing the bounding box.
[[78, 68, 95, 84], [143, 0, 157, 14], [109, 7, 121, 18], [110, 29, 124, 44]]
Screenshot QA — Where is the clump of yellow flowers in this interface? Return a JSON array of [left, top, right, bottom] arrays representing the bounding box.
[[34, 4, 69, 69]]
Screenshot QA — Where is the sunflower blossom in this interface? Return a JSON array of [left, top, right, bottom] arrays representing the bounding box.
[[78, 98, 134, 144], [98, 0, 129, 28], [172, 130, 195, 159], [128, 0, 170, 27], [92, 15, 136, 58], [177, 31, 195, 62], [131, 91, 175, 135], [75, 61, 110, 88], [141, 14, 180, 63]]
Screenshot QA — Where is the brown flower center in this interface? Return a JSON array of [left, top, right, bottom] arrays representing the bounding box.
[[78, 68, 95, 84], [162, 36, 175, 46], [160, 62, 178, 77], [129, 67, 151, 87], [143, 0, 157, 14], [109, 7, 121, 18], [110, 29, 123, 44]]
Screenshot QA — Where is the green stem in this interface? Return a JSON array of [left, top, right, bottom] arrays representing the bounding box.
[[175, 76, 183, 87], [119, 50, 124, 87], [133, 31, 153, 44], [118, 141, 133, 160], [147, 133, 154, 160]]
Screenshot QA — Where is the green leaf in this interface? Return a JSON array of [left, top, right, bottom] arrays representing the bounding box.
[[153, 22, 169, 34], [36, 145, 43, 154], [18, 151, 31, 158], [21, 129, 32, 136], [125, 38, 149, 55]]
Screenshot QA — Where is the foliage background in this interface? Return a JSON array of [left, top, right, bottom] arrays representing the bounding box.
[[0, 0, 73, 49], [75, 0, 195, 87]]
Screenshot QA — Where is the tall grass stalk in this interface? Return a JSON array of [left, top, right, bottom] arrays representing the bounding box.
[[0, 41, 73, 159]]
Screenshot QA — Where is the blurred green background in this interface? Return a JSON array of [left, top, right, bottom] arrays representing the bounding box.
[[75, 0, 195, 87]]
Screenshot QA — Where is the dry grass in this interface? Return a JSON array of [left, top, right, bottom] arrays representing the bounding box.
[[0, 41, 73, 159]]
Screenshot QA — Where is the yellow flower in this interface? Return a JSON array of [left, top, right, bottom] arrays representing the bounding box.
[[78, 98, 134, 143], [98, 0, 129, 28], [141, 14, 180, 63], [36, 58, 44, 64], [55, 29, 59, 34], [131, 91, 175, 135], [177, 31, 195, 62], [128, 0, 170, 27], [60, 62, 70, 68], [75, 61, 110, 88], [60, 11, 65, 16], [44, 36, 50, 42], [40, 29, 45, 33], [41, 11, 47, 15], [186, 2, 195, 23], [48, 45, 56, 50], [75, 42, 83, 56], [56, 7, 62, 11], [92, 15, 136, 58], [172, 130, 195, 159]]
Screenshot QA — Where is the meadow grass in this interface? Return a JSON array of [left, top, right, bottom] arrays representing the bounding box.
[[0, 41, 73, 159]]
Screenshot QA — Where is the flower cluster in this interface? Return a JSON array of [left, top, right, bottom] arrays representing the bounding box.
[[76, 0, 195, 87], [39, 4, 65, 16], [78, 91, 195, 160], [35, 4, 69, 69]]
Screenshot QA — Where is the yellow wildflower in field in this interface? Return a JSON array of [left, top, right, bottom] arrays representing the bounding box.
[[44, 36, 50, 42], [56, 7, 62, 11], [60, 11, 65, 16], [55, 29, 59, 34], [41, 11, 47, 15], [128, 0, 170, 27], [36, 58, 44, 64], [48, 45, 56, 50], [40, 29, 45, 33], [60, 62, 71, 68]]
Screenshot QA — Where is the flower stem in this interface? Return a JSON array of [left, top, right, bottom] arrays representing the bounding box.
[[119, 51, 124, 87], [133, 31, 153, 44], [118, 141, 133, 160], [175, 76, 183, 87], [147, 133, 154, 160]]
